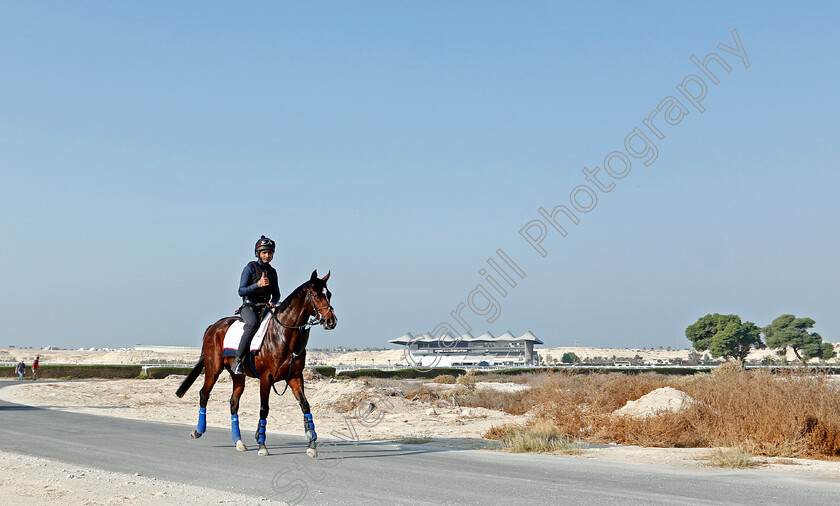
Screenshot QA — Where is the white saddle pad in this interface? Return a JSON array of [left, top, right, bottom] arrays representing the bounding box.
[[223, 311, 273, 352]]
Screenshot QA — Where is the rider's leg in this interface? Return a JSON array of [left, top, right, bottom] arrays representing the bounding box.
[[232, 306, 259, 375]]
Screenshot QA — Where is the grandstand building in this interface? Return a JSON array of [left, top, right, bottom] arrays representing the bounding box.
[[388, 331, 543, 367]]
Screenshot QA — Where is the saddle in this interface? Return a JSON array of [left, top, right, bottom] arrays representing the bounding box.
[[222, 311, 273, 356]]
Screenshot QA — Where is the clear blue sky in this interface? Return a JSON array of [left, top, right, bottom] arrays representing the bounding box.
[[1, 2, 838, 350]]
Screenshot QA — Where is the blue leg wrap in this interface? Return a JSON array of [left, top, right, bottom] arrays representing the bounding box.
[[231, 414, 242, 443], [258, 418, 267, 444], [304, 413, 317, 443], [197, 407, 207, 434]]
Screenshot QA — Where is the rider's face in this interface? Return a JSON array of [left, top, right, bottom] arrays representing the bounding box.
[[259, 250, 274, 263]]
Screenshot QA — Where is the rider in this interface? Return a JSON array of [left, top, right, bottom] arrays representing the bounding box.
[[231, 235, 281, 375]]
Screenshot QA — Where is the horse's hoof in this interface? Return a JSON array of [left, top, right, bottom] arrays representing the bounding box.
[[190, 430, 203, 439], [236, 440, 247, 451], [306, 447, 317, 458], [258, 444, 269, 456]]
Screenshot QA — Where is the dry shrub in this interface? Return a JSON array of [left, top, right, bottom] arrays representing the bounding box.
[[487, 369, 840, 459], [487, 421, 582, 454], [329, 391, 369, 413], [706, 446, 755, 468], [303, 367, 324, 381], [608, 410, 706, 448], [456, 369, 477, 386], [400, 379, 536, 415], [404, 384, 442, 403], [451, 387, 534, 415], [802, 416, 840, 456], [432, 375, 456, 384]]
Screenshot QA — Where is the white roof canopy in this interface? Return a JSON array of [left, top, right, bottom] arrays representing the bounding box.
[[389, 331, 543, 345]]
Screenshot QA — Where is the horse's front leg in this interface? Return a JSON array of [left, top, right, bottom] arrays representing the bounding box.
[[230, 374, 247, 451], [287, 375, 317, 457], [254, 378, 271, 456]]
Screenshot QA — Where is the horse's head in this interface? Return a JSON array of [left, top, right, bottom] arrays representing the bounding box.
[[307, 269, 337, 330]]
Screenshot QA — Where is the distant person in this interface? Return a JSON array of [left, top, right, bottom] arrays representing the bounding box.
[[32, 356, 39, 381], [231, 236, 280, 375], [15, 361, 25, 381]]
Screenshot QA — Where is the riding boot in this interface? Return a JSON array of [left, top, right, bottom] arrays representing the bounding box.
[[231, 355, 245, 375], [233, 305, 260, 376]]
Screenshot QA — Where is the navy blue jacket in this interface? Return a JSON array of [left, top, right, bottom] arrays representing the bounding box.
[[238, 260, 280, 305]]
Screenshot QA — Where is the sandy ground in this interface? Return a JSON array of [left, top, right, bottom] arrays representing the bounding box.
[[0, 348, 202, 366], [2, 347, 840, 501], [4, 343, 831, 369], [0, 375, 527, 441], [4, 377, 840, 478], [0, 449, 284, 505], [0, 374, 528, 503]]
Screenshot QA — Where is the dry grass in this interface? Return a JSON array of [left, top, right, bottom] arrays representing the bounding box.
[[487, 421, 582, 454], [706, 447, 755, 468], [455, 369, 477, 386], [404, 383, 535, 415], [480, 368, 840, 459]]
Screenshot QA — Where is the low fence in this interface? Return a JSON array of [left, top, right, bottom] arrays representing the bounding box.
[[326, 363, 840, 375], [0, 363, 194, 380]]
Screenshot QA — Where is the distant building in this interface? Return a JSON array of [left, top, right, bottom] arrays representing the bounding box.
[[388, 331, 543, 367], [133, 345, 201, 352]]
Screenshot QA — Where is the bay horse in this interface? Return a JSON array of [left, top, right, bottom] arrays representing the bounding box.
[[176, 269, 336, 457]]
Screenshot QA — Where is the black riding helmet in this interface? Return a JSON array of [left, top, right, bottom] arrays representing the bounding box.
[[255, 235, 276, 257]]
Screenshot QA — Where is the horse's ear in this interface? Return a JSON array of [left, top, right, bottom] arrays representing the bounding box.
[[310, 269, 318, 281], [322, 271, 330, 282]]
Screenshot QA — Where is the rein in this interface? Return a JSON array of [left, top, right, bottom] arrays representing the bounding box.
[[268, 287, 333, 396]]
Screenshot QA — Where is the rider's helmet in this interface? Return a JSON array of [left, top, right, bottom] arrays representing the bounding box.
[[255, 235, 276, 257]]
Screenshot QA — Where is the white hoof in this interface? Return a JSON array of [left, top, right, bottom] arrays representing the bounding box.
[[236, 440, 247, 451], [306, 447, 317, 458], [258, 445, 269, 456]]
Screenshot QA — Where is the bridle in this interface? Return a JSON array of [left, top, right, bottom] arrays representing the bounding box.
[[304, 287, 334, 326], [271, 285, 333, 331], [267, 283, 334, 395]]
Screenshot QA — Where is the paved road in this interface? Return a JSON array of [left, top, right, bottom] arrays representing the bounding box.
[[1, 381, 839, 505]]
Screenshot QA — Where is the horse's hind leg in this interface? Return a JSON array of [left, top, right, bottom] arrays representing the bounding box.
[[288, 375, 317, 457], [190, 363, 222, 439], [230, 374, 247, 451], [254, 379, 271, 456]]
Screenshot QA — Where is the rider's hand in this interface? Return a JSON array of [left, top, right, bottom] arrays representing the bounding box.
[[268, 302, 275, 309], [258, 272, 269, 287]]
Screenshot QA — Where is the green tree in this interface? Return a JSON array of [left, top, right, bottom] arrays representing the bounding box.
[[763, 314, 836, 364], [561, 352, 579, 364], [685, 313, 764, 363]]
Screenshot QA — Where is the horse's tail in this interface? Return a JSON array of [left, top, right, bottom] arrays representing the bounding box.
[[176, 356, 205, 398]]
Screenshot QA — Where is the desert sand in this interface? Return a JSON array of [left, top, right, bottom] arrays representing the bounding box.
[[0, 449, 285, 504], [2, 342, 823, 369], [2, 347, 840, 503]]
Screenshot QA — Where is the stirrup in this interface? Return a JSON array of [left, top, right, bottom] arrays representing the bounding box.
[[231, 357, 245, 375]]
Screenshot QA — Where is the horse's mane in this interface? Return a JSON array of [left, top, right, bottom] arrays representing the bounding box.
[[274, 278, 321, 315]]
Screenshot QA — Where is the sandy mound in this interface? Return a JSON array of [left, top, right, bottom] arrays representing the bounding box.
[[613, 387, 695, 419]]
